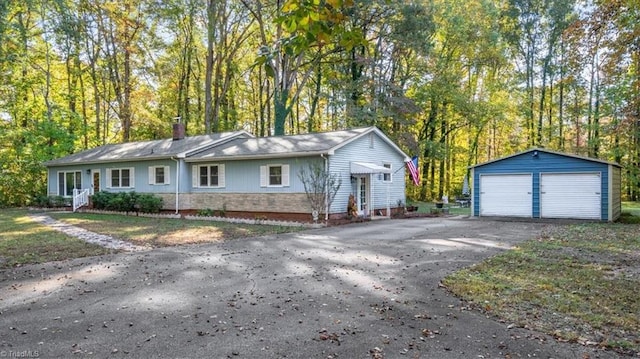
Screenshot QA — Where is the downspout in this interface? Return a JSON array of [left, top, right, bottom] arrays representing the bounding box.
[[171, 157, 180, 215], [321, 153, 329, 221]]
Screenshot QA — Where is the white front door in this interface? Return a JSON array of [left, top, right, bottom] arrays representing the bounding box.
[[356, 176, 369, 216]]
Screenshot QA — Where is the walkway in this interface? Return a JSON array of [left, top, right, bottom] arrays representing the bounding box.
[[28, 213, 148, 252]]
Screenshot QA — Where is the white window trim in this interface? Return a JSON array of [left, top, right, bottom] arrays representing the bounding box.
[[260, 164, 290, 187], [57, 170, 82, 196], [148, 166, 170, 185], [106, 167, 135, 189], [192, 164, 225, 188], [383, 163, 392, 183]]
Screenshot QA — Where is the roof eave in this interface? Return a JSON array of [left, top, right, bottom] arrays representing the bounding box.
[[469, 147, 622, 169], [45, 154, 179, 167], [186, 151, 330, 163]]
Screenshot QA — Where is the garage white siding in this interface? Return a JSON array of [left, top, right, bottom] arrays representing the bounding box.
[[540, 173, 601, 219], [480, 174, 532, 217]]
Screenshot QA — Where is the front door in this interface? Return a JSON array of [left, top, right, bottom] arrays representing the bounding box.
[[356, 175, 369, 216], [92, 170, 100, 195]]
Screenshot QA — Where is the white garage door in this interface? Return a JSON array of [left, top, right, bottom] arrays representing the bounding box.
[[480, 174, 532, 217], [540, 173, 601, 219]]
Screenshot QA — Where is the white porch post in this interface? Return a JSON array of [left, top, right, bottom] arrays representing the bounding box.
[[370, 174, 374, 218]]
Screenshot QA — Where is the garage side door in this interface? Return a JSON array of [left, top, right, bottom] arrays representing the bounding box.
[[480, 174, 532, 217], [540, 173, 601, 219]]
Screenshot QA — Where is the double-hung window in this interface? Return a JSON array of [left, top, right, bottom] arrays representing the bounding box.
[[192, 164, 225, 188], [107, 168, 134, 188], [57, 171, 82, 196], [260, 164, 290, 187], [149, 166, 170, 185]]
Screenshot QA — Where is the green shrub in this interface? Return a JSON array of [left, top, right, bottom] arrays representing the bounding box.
[[91, 191, 113, 210], [137, 193, 163, 213], [32, 194, 50, 207], [197, 208, 214, 217], [91, 191, 162, 213], [50, 196, 67, 207]]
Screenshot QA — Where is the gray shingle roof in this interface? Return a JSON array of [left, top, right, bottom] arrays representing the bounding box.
[[188, 127, 373, 161], [45, 126, 408, 166], [44, 131, 249, 166]]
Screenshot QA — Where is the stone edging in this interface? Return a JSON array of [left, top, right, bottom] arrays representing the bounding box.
[[75, 209, 325, 228]]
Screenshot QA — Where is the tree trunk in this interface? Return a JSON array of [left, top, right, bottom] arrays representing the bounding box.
[[204, 0, 215, 133]]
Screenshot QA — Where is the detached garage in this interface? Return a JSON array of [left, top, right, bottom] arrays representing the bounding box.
[[470, 148, 621, 222]]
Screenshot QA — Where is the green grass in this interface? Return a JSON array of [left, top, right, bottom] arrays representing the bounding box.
[[443, 223, 640, 354], [622, 201, 640, 216], [620, 202, 640, 224], [49, 211, 300, 247], [406, 200, 471, 216], [0, 209, 112, 268]]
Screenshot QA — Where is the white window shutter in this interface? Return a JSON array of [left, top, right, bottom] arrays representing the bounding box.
[[164, 166, 170, 185], [192, 165, 199, 188], [129, 167, 135, 187], [218, 164, 225, 188], [282, 165, 290, 187], [260, 165, 267, 187], [106, 169, 112, 188], [148, 167, 155, 185]]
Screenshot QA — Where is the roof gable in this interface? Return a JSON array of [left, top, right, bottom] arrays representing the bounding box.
[[470, 148, 621, 169], [45, 131, 251, 166]]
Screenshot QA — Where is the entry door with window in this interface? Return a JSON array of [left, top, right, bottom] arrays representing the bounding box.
[[356, 176, 369, 216], [92, 170, 100, 195]]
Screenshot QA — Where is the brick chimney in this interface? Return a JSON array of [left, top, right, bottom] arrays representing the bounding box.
[[172, 122, 185, 141]]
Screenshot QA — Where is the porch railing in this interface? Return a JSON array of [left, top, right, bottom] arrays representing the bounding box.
[[73, 188, 90, 212]]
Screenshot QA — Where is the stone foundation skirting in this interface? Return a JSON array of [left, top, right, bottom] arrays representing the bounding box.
[[158, 192, 312, 213]]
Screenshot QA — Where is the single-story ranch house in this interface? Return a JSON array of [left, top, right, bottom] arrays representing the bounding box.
[[470, 148, 622, 221], [45, 125, 410, 221]]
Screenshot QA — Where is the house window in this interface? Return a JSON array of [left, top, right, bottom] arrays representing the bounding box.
[[57, 171, 82, 196], [269, 166, 282, 186], [193, 164, 225, 188], [148, 166, 170, 185], [260, 164, 290, 187], [369, 133, 375, 148], [108, 168, 134, 188], [383, 163, 392, 182]]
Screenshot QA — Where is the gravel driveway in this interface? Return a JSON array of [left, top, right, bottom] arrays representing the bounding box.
[[0, 217, 620, 358]]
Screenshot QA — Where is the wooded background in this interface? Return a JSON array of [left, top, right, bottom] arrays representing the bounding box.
[[0, 0, 638, 206]]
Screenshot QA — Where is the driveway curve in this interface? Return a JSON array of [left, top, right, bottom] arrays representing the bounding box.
[[1, 217, 620, 358]]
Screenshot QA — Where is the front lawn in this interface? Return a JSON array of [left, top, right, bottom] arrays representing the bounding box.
[[406, 200, 471, 216], [443, 223, 640, 354], [622, 201, 640, 216], [0, 209, 112, 268], [48, 211, 300, 247]]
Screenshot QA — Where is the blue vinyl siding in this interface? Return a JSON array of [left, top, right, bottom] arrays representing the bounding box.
[[329, 133, 406, 214], [48, 160, 178, 195], [472, 150, 613, 220], [189, 157, 323, 194]]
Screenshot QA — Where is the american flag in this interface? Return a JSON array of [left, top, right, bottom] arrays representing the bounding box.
[[406, 156, 420, 185]]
